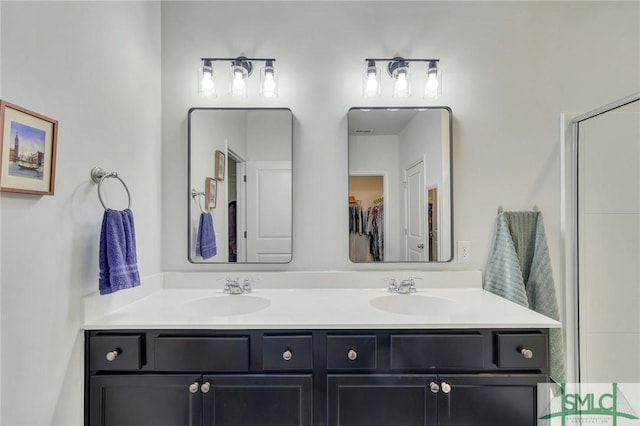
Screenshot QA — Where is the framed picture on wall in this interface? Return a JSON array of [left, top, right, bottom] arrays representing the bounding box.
[[205, 177, 217, 209], [215, 150, 225, 181], [0, 100, 58, 195]]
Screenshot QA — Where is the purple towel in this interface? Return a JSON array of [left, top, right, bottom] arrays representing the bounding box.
[[196, 212, 217, 259], [99, 209, 141, 295]]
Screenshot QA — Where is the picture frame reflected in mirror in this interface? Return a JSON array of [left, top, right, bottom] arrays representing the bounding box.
[[205, 177, 217, 209], [215, 150, 225, 181]]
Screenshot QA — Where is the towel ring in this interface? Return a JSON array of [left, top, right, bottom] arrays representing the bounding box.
[[91, 167, 131, 210], [191, 189, 206, 213]]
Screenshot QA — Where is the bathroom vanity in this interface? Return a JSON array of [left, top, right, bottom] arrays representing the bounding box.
[[83, 278, 559, 426], [86, 328, 548, 426]]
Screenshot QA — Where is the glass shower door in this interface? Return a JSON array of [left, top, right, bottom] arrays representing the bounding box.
[[575, 96, 640, 382]]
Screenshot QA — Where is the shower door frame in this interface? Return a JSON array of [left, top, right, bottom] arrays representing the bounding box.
[[563, 91, 640, 382]]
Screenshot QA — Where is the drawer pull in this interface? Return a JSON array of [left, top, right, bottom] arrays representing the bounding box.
[[347, 349, 358, 361], [430, 382, 440, 393], [189, 382, 199, 394], [105, 349, 120, 362], [282, 349, 293, 361], [200, 382, 211, 393], [441, 382, 451, 394], [520, 348, 534, 359]]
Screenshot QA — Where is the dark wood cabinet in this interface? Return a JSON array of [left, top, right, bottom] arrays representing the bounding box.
[[203, 375, 312, 426], [437, 374, 547, 426], [326, 374, 546, 426], [90, 374, 312, 426], [327, 375, 438, 426], [89, 375, 202, 426], [85, 329, 550, 426]]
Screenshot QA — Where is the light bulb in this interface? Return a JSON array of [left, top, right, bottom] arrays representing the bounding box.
[[201, 72, 214, 94], [363, 60, 380, 98], [232, 70, 245, 92], [262, 72, 276, 98], [199, 60, 216, 97], [425, 73, 438, 93], [366, 71, 378, 92], [259, 60, 278, 99], [424, 61, 441, 99], [396, 72, 408, 91]]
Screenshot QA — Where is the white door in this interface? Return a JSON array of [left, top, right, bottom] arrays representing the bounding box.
[[246, 161, 292, 263], [405, 161, 427, 261]]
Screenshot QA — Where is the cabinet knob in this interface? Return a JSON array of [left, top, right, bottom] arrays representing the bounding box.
[[430, 382, 440, 393], [188, 382, 199, 394], [520, 348, 534, 359], [105, 350, 120, 362], [283, 349, 293, 361], [441, 382, 451, 394], [347, 349, 358, 361], [200, 382, 211, 393]]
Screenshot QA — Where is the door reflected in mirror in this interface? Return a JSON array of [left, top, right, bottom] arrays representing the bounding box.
[[348, 107, 453, 263], [188, 108, 292, 263]]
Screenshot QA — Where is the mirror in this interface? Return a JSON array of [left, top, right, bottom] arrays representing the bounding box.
[[188, 108, 292, 263], [348, 107, 453, 262]]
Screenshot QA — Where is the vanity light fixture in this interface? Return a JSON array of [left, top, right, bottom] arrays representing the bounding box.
[[363, 57, 441, 99], [198, 56, 278, 98]]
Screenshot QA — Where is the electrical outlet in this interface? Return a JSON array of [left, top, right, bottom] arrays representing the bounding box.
[[458, 241, 471, 263]]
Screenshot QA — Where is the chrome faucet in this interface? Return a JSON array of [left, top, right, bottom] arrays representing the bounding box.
[[241, 277, 253, 293], [223, 277, 253, 294], [387, 277, 422, 294]]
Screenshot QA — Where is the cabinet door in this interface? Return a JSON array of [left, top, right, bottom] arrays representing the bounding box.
[[202, 374, 312, 426], [327, 375, 438, 426], [89, 375, 202, 426], [437, 374, 547, 426]]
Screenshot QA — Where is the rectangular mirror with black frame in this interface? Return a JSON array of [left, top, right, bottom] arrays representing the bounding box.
[[188, 108, 293, 264], [348, 107, 453, 263]]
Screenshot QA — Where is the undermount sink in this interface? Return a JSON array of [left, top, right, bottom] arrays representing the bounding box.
[[369, 294, 461, 316], [181, 295, 271, 316]]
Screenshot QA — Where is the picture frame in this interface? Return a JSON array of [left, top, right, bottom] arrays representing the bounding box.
[[205, 177, 217, 209], [0, 101, 58, 195], [215, 150, 225, 181]]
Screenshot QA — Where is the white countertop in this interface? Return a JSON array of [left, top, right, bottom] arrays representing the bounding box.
[[83, 286, 561, 330]]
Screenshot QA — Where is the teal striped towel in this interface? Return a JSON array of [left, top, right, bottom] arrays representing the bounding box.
[[484, 211, 566, 383]]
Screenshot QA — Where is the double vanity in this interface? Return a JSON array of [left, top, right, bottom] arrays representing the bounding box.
[[83, 272, 559, 426]]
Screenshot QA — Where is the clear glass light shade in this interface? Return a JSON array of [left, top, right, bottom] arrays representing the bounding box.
[[363, 62, 381, 98], [424, 64, 442, 99], [392, 65, 411, 98], [229, 64, 249, 97], [260, 63, 278, 98], [198, 62, 216, 97]]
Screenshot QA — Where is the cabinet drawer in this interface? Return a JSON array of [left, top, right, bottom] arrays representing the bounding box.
[[496, 333, 548, 369], [155, 336, 249, 372], [263, 335, 313, 370], [327, 335, 376, 369], [89, 335, 143, 371], [390, 334, 484, 369]]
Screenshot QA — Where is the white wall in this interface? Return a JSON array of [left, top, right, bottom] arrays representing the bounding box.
[[162, 1, 639, 275], [246, 110, 291, 161], [0, 2, 162, 425]]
